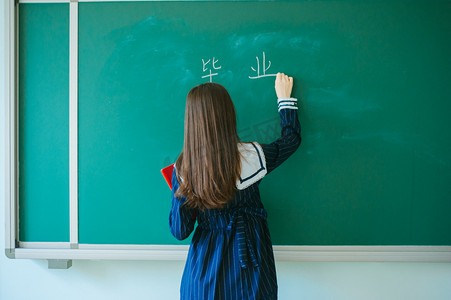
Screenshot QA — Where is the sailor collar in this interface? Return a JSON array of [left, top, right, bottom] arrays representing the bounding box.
[[236, 142, 267, 190]]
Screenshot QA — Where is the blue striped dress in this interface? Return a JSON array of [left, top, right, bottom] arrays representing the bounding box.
[[169, 98, 301, 300]]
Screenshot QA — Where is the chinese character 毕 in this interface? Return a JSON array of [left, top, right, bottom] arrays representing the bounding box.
[[202, 57, 222, 82]]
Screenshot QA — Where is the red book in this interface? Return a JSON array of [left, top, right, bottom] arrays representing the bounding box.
[[161, 164, 175, 190]]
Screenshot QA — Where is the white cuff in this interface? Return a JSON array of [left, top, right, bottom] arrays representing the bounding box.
[[277, 98, 298, 111], [277, 97, 297, 103]]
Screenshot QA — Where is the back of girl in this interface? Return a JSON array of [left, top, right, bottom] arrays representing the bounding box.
[[169, 73, 301, 300]]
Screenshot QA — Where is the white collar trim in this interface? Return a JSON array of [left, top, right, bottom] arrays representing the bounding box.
[[236, 142, 267, 190]]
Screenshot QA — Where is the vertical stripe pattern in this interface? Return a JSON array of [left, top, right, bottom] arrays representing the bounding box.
[[169, 105, 301, 299]]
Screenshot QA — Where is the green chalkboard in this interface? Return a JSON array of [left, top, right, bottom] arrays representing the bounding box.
[[19, 3, 69, 242], [20, 1, 451, 246]]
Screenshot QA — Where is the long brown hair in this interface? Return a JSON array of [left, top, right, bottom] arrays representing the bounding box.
[[175, 83, 241, 210]]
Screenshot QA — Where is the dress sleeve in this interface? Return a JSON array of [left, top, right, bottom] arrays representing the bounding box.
[[260, 98, 301, 174], [169, 167, 197, 240]]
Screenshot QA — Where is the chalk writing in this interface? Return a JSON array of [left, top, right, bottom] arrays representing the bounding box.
[[249, 52, 277, 79], [202, 57, 222, 82]]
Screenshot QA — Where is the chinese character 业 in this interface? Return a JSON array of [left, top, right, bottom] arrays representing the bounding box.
[[249, 52, 277, 79]]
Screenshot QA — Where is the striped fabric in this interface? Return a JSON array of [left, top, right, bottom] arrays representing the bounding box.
[[277, 97, 298, 112], [169, 105, 301, 300]]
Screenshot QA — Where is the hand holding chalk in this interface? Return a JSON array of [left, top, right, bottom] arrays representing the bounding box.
[[275, 72, 293, 99]]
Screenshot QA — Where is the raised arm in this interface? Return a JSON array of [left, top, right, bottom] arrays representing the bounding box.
[[261, 73, 301, 174]]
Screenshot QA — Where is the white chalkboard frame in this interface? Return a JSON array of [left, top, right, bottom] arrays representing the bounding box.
[[5, 0, 451, 266]]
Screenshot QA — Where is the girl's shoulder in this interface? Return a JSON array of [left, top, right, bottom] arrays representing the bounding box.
[[236, 142, 267, 190]]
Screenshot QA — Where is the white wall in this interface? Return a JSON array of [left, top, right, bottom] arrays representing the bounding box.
[[2, 2, 451, 300]]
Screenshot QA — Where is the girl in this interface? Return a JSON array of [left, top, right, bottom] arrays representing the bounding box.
[[169, 73, 301, 300]]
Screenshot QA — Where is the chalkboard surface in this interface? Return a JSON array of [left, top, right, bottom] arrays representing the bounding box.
[[20, 1, 451, 246], [19, 3, 69, 242]]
